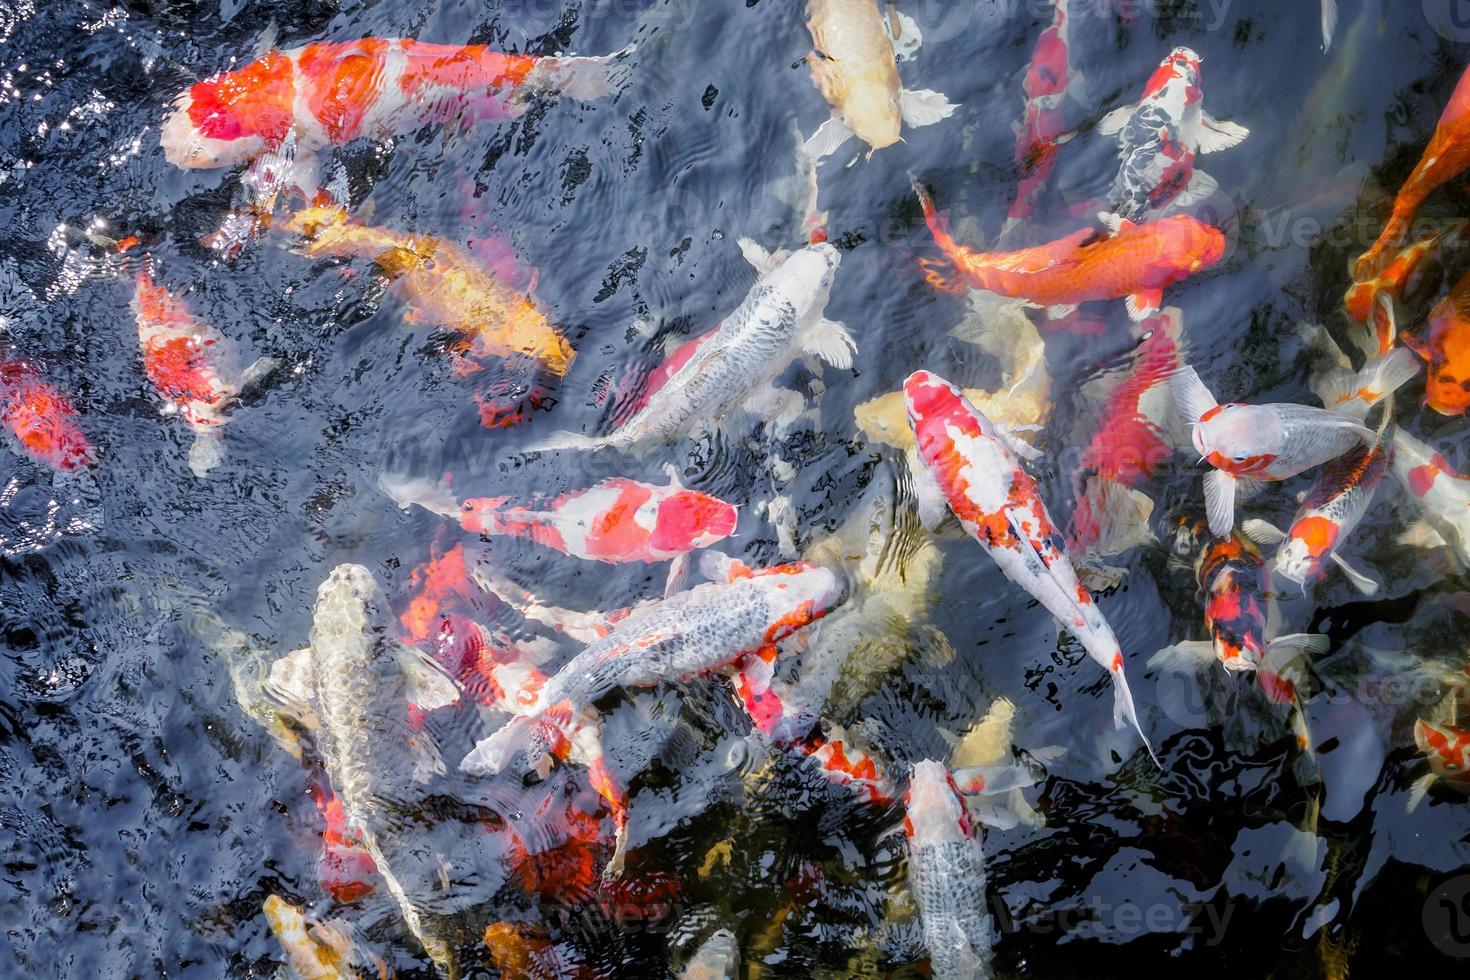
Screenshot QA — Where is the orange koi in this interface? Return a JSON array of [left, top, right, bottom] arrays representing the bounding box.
[[0, 361, 93, 472], [1403, 265, 1470, 415]]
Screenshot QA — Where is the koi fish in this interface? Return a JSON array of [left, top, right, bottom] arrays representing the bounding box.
[[1169, 350, 1416, 534], [801, 0, 955, 160], [0, 361, 93, 471], [163, 38, 629, 193], [1342, 220, 1464, 356], [262, 895, 370, 980], [1151, 516, 1327, 705], [903, 370, 1157, 762], [461, 554, 842, 872], [281, 205, 572, 427], [1078, 309, 1185, 487], [903, 760, 994, 980], [1241, 413, 1391, 595], [1355, 62, 1470, 279], [387, 465, 736, 593], [308, 782, 379, 904], [529, 241, 851, 453], [264, 565, 466, 974], [914, 180, 1224, 321], [1402, 265, 1470, 416], [1097, 46, 1248, 222], [1390, 428, 1470, 560], [130, 267, 277, 476], [679, 928, 739, 980], [1004, 0, 1083, 231], [1409, 717, 1470, 811]]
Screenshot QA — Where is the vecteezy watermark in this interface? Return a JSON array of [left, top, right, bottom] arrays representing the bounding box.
[[1424, 874, 1470, 958], [993, 893, 1236, 946], [1425, 0, 1470, 43]]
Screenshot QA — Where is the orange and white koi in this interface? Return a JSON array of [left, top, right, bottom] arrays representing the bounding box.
[[1390, 428, 1470, 561], [1169, 350, 1415, 535], [1342, 220, 1465, 356], [262, 894, 369, 980], [801, 0, 955, 160], [904, 370, 1157, 762], [1355, 62, 1470, 279], [915, 179, 1224, 322], [163, 38, 628, 188], [1241, 413, 1391, 596], [282, 205, 573, 427], [130, 267, 276, 476], [0, 360, 93, 472], [1097, 46, 1247, 222], [1402, 265, 1470, 416], [1409, 717, 1470, 811], [1151, 516, 1327, 708]]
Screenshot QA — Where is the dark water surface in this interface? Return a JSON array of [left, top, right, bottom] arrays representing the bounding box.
[[5, 0, 1470, 976]]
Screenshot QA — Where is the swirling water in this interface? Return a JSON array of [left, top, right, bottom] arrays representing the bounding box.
[[4, 0, 1470, 976]]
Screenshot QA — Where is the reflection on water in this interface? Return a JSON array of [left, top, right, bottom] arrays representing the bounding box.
[[4, 0, 1470, 976]]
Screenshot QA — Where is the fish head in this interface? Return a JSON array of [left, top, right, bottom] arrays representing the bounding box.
[[1276, 516, 1338, 588], [746, 561, 845, 641], [162, 98, 268, 170], [1164, 46, 1202, 86], [652, 491, 739, 551], [1165, 216, 1226, 274], [1415, 717, 1470, 777], [1420, 344, 1470, 416], [842, 85, 904, 150], [770, 242, 842, 319], [902, 369, 975, 438], [902, 759, 973, 844], [1194, 404, 1282, 474], [312, 563, 391, 643]]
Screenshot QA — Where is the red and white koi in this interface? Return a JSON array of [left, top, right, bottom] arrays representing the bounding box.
[[0, 360, 93, 472], [801, 0, 956, 161], [1409, 716, 1470, 811], [163, 38, 628, 190], [1389, 428, 1470, 565], [461, 554, 843, 873], [1004, 0, 1084, 229], [902, 760, 994, 980], [903, 370, 1157, 762], [1169, 350, 1415, 535], [130, 267, 276, 476], [1097, 46, 1247, 222]]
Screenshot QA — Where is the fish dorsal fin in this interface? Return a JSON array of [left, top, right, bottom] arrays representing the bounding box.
[[396, 644, 461, 711]]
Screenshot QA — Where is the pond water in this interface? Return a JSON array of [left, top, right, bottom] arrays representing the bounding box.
[[4, 0, 1470, 976]]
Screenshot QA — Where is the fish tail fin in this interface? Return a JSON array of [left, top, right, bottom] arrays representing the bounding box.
[[460, 702, 576, 778], [188, 429, 225, 478], [523, 429, 612, 455], [1407, 771, 1436, 813], [1108, 658, 1161, 768], [1319, 345, 1420, 419], [532, 44, 637, 101], [909, 174, 957, 251]]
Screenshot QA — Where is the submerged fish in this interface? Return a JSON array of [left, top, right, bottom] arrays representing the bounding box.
[[262, 894, 368, 980], [130, 267, 276, 476], [903, 760, 994, 980], [1409, 716, 1470, 811], [903, 370, 1156, 762], [915, 180, 1224, 321], [1169, 352, 1414, 534], [1242, 414, 1391, 595], [1005, 0, 1084, 229], [1402, 265, 1470, 416], [1342, 220, 1464, 356], [163, 38, 628, 191], [801, 0, 955, 160], [530, 241, 851, 453], [1355, 62, 1470, 279], [1098, 46, 1247, 222], [1390, 428, 1470, 563], [282, 205, 573, 427], [679, 928, 739, 980], [0, 360, 93, 472], [1152, 517, 1327, 704], [388, 465, 737, 591], [266, 564, 469, 975]]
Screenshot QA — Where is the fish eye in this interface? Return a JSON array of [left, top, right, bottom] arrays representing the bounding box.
[[1232, 453, 1249, 463]]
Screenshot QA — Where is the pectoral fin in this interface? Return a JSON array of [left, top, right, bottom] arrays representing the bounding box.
[[1241, 518, 1287, 546], [804, 114, 854, 161], [886, 6, 924, 60], [1203, 469, 1237, 536], [1331, 553, 1380, 595], [1125, 288, 1163, 321], [1097, 104, 1134, 136], [1146, 640, 1218, 674], [801, 317, 857, 370], [397, 645, 462, 711], [1199, 115, 1250, 153], [899, 88, 957, 128]]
